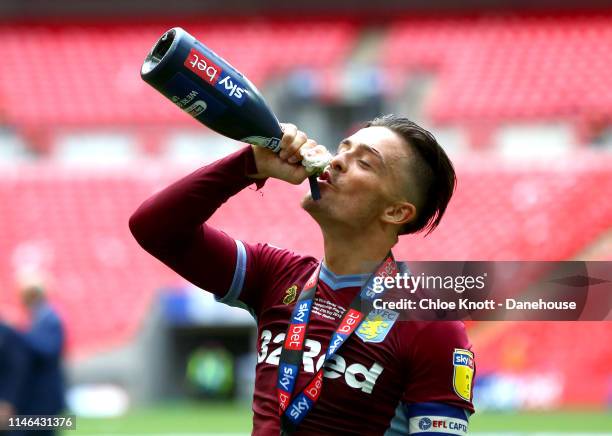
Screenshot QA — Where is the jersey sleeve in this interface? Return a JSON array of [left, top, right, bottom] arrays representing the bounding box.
[[130, 146, 267, 302], [402, 321, 475, 413], [215, 240, 317, 317], [386, 402, 470, 436], [129, 145, 317, 318]]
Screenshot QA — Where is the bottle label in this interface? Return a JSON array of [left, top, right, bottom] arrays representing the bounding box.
[[165, 73, 227, 122], [242, 136, 281, 153], [184, 48, 222, 85], [184, 47, 247, 106]]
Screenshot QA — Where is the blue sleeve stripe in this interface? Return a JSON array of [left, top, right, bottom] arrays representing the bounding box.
[[217, 239, 247, 304], [404, 402, 469, 421]]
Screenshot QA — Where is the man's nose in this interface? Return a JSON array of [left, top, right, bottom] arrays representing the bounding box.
[[330, 152, 347, 172]]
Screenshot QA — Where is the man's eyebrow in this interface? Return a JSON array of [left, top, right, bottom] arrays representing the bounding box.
[[339, 138, 386, 167]]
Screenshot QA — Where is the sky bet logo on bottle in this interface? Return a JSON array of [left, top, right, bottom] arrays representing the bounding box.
[[184, 48, 246, 106], [215, 75, 246, 105], [185, 48, 221, 84]]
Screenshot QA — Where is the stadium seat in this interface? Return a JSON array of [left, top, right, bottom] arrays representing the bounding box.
[[0, 152, 610, 356], [0, 20, 356, 129], [381, 13, 612, 131], [473, 321, 612, 406]]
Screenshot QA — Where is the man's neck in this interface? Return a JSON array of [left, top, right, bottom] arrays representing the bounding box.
[[322, 227, 394, 276]]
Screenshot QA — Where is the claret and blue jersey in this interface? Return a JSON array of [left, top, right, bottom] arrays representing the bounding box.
[[130, 145, 475, 435]]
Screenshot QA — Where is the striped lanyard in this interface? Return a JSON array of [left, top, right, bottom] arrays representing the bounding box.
[[277, 253, 399, 434]]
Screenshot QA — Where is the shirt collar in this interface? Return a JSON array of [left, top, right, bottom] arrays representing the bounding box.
[[319, 262, 370, 291]]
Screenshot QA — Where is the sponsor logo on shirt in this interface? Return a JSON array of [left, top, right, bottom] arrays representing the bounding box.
[[259, 330, 384, 394], [452, 349, 475, 402]]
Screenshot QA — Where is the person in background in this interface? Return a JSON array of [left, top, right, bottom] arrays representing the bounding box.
[[14, 281, 66, 436], [0, 322, 29, 435]]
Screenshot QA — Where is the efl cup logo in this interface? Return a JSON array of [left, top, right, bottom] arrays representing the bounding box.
[[419, 417, 432, 431]]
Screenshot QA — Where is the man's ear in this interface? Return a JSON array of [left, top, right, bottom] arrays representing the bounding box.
[[381, 201, 417, 227]]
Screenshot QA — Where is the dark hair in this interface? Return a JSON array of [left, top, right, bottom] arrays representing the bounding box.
[[365, 114, 456, 236]]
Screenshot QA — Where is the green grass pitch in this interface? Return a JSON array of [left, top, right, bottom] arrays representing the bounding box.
[[68, 402, 612, 435]]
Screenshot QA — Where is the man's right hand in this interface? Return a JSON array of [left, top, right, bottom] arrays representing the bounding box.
[[248, 123, 317, 185]]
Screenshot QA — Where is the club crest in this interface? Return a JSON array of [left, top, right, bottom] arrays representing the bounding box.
[[356, 309, 399, 343]]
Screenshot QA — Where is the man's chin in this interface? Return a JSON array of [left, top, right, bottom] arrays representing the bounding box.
[[301, 191, 326, 213], [301, 195, 333, 229]]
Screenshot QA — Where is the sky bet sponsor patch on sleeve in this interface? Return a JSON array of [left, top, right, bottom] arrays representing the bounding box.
[[452, 349, 474, 402], [409, 416, 468, 435]]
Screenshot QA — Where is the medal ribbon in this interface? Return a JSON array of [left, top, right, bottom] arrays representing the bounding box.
[[276, 253, 400, 434]]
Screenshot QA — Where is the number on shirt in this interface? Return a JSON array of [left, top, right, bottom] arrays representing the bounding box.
[[257, 329, 272, 363], [257, 329, 322, 372]]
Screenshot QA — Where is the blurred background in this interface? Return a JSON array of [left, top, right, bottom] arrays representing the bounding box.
[[0, 0, 611, 434]]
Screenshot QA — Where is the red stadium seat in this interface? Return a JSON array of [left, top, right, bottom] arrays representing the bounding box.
[[473, 321, 612, 406], [0, 20, 356, 129], [0, 152, 610, 356], [381, 13, 612, 128]]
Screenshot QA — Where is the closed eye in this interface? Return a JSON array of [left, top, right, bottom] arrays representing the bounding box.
[[339, 138, 385, 172]]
